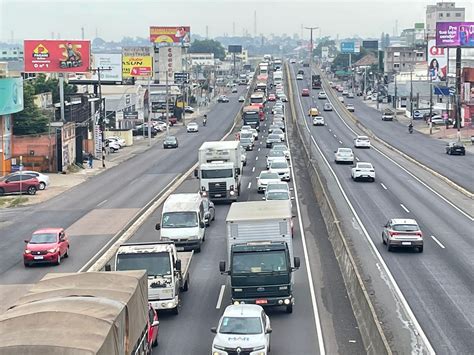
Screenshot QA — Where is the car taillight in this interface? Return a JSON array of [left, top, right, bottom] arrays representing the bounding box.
[[389, 231, 398, 236], [416, 232, 423, 237]]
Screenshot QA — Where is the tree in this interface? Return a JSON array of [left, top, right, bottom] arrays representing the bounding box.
[[32, 74, 77, 103], [13, 81, 49, 135], [188, 39, 226, 60]]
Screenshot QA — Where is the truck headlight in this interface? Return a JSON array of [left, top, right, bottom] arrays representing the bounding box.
[[253, 345, 266, 351], [160, 237, 170, 241], [230, 190, 235, 196]]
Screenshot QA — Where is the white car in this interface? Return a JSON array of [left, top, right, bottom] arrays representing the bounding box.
[[338, 96, 345, 103], [280, 94, 288, 102], [318, 92, 327, 99], [186, 122, 199, 132], [347, 92, 355, 98], [266, 150, 286, 168], [354, 135, 371, 148], [351, 162, 375, 181], [312, 116, 325, 126], [9, 171, 50, 190], [106, 136, 126, 147], [271, 143, 290, 159], [240, 131, 255, 142], [334, 148, 354, 164], [346, 103, 355, 112], [296, 74, 304, 80], [154, 120, 168, 131], [266, 181, 290, 194], [241, 125, 252, 131], [272, 128, 285, 141], [268, 159, 291, 181], [211, 304, 271, 355], [240, 146, 247, 166], [342, 90, 349, 96], [106, 140, 121, 153], [184, 105, 195, 113], [257, 171, 281, 193]]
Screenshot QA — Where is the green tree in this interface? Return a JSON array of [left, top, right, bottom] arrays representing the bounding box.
[[189, 39, 226, 60], [13, 81, 49, 135], [33, 74, 77, 103]]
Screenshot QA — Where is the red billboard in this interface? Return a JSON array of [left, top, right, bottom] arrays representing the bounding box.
[[149, 26, 191, 47], [24, 40, 91, 73]]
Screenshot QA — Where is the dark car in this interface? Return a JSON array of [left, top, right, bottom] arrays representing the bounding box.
[[133, 126, 158, 137], [217, 95, 229, 103], [0, 174, 39, 196], [163, 136, 178, 149], [445, 142, 466, 155]]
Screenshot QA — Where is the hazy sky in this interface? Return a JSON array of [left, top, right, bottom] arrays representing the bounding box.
[[1, 0, 473, 42]]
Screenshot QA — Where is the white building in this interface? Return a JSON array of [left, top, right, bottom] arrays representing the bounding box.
[[426, 2, 465, 38], [0, 46, 23, 61], [189, 53, 215, 67]]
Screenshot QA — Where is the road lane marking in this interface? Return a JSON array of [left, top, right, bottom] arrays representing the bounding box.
[[400, 204, 410, 213], [258, 148, 261, 152], [255, 156, 258, 160], [247, 182, 252, 189], [328, 128, 332, 132], [333, 134, 337, 138], [216, 285, 226, 309], [97, 199, 108, 207], [431, 235, 446, 249], [381, 183, 387, 190], [355, 157, 360, 161], [338, 140, 343, 144], [252, 166, 255, 172]]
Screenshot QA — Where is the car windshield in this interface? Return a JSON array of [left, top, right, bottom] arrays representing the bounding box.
[[358, 163, 373, 169], [392, 224, 419, 232], [268, 134, 280, 140], [271, 162, 288, 169], [268, 150, 285, 157], [241, 138, 252, 144], [272, 145, 287, 151], [165, 137, 176, 143], [339, 149, 352, 154], [267, 191, 290, 200], [357, 136, 369, 141], [202, 169, 233, 179], [219, 316, 262, 335], [273, 129, 283, 134], [162, 212, 198, 228], [29, 233, 57, 244], [116, 252, 171, 277], [240, 133, 252, 139], [266, 183, 288, 192], [260, 172, 279, 180]]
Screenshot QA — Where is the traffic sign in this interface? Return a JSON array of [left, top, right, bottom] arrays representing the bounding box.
[[174, 72, 189, 83], [449, 87, 456, 96]]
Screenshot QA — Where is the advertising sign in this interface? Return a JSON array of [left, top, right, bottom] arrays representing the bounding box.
[[174, 72, 189, 83], [321, 47, 329, 60], [228, 45, 243, 53], [340, 41, 355, 53], [69, 53, 122, 83], [150, 26, 191, 47], [0, 77, 24, 115], [428, 39, 447, 82], [436, 22, 474, 48], [158, 47, 182, 83], [24, 40, 90, 72], [122, 47, 152, 78], [362, 40, 378, 50]]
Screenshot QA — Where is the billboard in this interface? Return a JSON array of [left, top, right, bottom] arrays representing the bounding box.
[[69, 53, 122, 83], [0, 77, 24, 115], [436, 22, 474, 48], [150, 26, 191, 47], [428, 39, 447, 82], [24, 40, 90, 72], [321, 46, 329, 60], [341, 41, 359, 53], [228, 45, 243, 53], [362, 40, 378, 50], [158, 47, 183, 83], [122, 47, 153, 78]]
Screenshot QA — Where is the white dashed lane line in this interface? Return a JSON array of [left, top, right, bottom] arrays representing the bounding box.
[[355, 157, 360, 161], [252, 166, 255, 172], [256, 156, 259, 160], [431, 235, 446, 249], [247, 182, 252, 189], [338, 140, 343, 144], [380, 183, 387, 190], [400, 204, 410, 213]]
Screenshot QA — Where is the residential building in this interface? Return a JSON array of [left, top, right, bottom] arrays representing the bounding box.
[[189, 53, 215, 67], [426, 2, 465, 38], [384, 45, 426, 73], [0, 45, 23, 61]]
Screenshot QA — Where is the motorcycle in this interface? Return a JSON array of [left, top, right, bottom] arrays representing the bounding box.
[[203, 115, 207, 126], [408, 125, 413, 134]]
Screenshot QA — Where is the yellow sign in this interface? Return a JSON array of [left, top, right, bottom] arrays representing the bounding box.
[[122, 47, 153, 78], [176, 101, 185, 108]]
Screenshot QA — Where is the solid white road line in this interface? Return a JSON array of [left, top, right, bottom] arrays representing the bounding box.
[[431, 235, 446, 249], [252, 166, 255, 172], [400, 204, 410, 213], [97, 199, 108, 207], [381, 183, 388, 190], [216, 285, 226, 309], [247, 182, 252, 189]]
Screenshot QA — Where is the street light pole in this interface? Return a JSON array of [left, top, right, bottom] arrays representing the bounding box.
[[165, 69, 170, 137], [304, 26, 318, 74]]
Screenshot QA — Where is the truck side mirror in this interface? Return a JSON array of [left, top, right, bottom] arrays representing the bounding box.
[[219, 261, 227, 273], [105, 264, 112, 271], [294, 257, 301, 269], [175, 259, 182, 272], [200, 221, 205, 228], [155, 222, 161, 230], [211, 327, 217, 334], [194, 169, 198, 178], [235, 168, 241, 175], [266, 327, 273, 334]]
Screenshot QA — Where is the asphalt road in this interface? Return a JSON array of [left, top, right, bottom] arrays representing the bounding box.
[[318, 69, 474, 193], [292, 64, 474, 354], [0, 87, 246, 286]]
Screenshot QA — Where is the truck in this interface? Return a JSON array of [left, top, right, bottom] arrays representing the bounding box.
[[0, 271, 152, 355], [219, 200, 300, 313], [273, 70, 283, 86], [242, 105, 261, 131], [114, 242, 192, 315], [312, 74, 321, 89], [196, 141, 243, 202]]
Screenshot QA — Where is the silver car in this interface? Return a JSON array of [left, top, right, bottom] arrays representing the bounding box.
[[382, 219, 424, 252]]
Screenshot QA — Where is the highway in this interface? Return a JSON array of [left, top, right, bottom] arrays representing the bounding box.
[[291, 64, 474, 354]]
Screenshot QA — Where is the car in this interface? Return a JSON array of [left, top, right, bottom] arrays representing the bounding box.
[[272, 128, 285, 141], [346, 103, 355, 112], [240, 146, 247, 166], [268, 159, 291, 181], [211, 304, 271, 355], [342, 90, 349, 96], [106, 136, 126, 147], [8, 170, 50, 190], [351, 162, 375, 181], [265, 186, 292, 204], [280, 94, 288, 102], [445, 141, 466, 155], [301, 88, 310, 97], [232, 87, 238, 93], [217, 95, 229, 103], [382, 218, 423, 252], [290, 59, 296, 64], [266, 181, 290, 194], [23, 228, 70, 266], [271, 144, 290, 159], [153, 120, 168, 131], [296, 74, 304, 80], [256, 171, 281, 192], [430, 115, 453, 125], [240, 131, 254, 142], [238, 95, 245, 102], [321, 103, 332, 112], [266, 134, 282, 148], [184, 105, 195, 113], [163, 135, 178, 149], [268, 124, 280, 134], [354, 135, 371, 148], [241, 125, 252, 132], [240, 137, 254, 151], [147, 304, 160, 348], [347, 92, 354, 98], [273, 107, 284, 118], [268, 93, 276, 101], [133, 126, 158, 137], [203, 197, 216, 226], [105, 139, 121, 152], [313, 116, 325, 126], [318, 91, 327, 99], [0, 174, 39, 196], [250, 128, 259, 140], [272, 120, 285, 132], [334, 148, 354, 164], [186, 122, 199, 133], [371, 93, 378, 101], [412, 110, 423, 119], [266, 149, 286, 168], [308, 108, 319, 117], [338, 96, 345, 103], [382, 110, 394, 121]]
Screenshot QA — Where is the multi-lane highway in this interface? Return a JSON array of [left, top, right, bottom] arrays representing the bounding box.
[[291, 64, 474, 354]]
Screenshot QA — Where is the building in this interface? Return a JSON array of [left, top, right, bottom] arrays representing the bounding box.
[[0, 45, 24, 61], [189, 53, 215, 67], [426, 2, 465, 38], [384, 45, 426, 73]]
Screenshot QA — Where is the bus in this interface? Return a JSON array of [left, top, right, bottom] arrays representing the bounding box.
[[242, 105, 261, 131], [250, 92, 265, 105]]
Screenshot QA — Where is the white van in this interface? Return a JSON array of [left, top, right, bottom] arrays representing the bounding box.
[[157, 193, 206, 252]]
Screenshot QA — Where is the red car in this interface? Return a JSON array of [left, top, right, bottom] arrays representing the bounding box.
[[268, 93, 276, 101], [301, 89, 310, 97], [0, 174, 39, 196], [23, 228, 70, 267], [148, 304, 160, 348]]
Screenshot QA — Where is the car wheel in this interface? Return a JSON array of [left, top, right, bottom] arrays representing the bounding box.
[[182, 277, 189, 292], [27, 186, 37, 195], [387, 242, 392, 252], [173, 305, 179, 315], [64, 247, 69, 258], [418, 246, 424, 253], [0, 188, 4, 196], [286, 304, 293, 314], [382, 234, 386, 245], [56, 253, 61, 265], [39, 182, 46, 190]]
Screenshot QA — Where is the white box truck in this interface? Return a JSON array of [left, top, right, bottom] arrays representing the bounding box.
[[196, 141, 243, 202], [219, 200, 300, 313]]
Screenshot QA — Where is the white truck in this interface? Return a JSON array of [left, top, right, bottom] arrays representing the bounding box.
[[219, 200, 300, 313], [113, 242, 192, 315], [195, 141, 243, 202]]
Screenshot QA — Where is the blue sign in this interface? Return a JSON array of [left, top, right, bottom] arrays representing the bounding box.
[[449, 87, 456, 96], [434, 86, 449, 96], [0, 77, 24, 115], [340, 41, 355, 54]]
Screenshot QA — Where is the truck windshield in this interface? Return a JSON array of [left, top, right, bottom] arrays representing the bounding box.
[[116, 252, 171, 277], [250, 96, 264, 104], [162, 212, 198, 228], [219, 316, 262, 335], [243, 112, 259, 121], [232, 250, 288, 274], [202, 169, 233, 179]]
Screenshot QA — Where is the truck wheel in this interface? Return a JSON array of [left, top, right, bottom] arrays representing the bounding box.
[[182, 277, 189, 292], [195, 245, 201, 253], [173, 305, 179, 315], [286, 304, 293, 314], [152, 337, 158, 347]]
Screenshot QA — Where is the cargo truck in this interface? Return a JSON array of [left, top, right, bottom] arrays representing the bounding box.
[[195, 141, 242, 202], [219, 201, 300, 313], [242, 105, 261, 131], [312, 74, 321, 89], [114, 242, 192, 315]]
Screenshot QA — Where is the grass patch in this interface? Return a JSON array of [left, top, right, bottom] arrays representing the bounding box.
[[8, 197, 29, 207], [0, 198, 12, 207]]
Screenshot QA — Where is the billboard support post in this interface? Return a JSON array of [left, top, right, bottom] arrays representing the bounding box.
[[59, 75, 65, 122], [429, 75, 433, 135], [455, 47, 462, 141], [166, 68, 170, 137], [148, 76, 152, 146]]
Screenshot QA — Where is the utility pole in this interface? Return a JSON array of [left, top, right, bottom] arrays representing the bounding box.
[[410, 69, 414, 122], [455, 47, 462, 141], [165, 69, 170, 137], [304, 26, 318, 161], [429, 74, 433, 135]]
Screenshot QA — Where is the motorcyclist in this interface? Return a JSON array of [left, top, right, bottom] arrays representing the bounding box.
[[203, 114, 207, 126], [408, 122, 413, 133]]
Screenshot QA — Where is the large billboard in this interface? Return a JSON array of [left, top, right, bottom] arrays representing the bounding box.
[[321, 46, 329, 60], [24, 40, 90, 72], [158, 47, 183, 83], [436, 22, 474, 48], [362, 40, 378, 50], [228, 45, 242, 53], [428, 39, 447, 82], [122, 47, 153, 78], [69, 53, 122, 83], [150, 26, 191, 47], [340, 41, 360, 54], [0, 77, 24, 115]]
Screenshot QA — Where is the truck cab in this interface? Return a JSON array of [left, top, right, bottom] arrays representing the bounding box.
[[242, 105, 261, 131]]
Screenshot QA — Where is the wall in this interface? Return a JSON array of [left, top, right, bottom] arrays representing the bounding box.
[[12, 133, 55, 172]]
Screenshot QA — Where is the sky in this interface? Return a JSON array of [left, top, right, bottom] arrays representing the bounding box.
[[1, 0, 473, 42]]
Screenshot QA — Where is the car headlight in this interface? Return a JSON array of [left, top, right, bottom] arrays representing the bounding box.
[[253, 345, 266, 351], [24, 250, 31, 254], [213, 344, 226, 351], [47, 248, 58, 253]]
